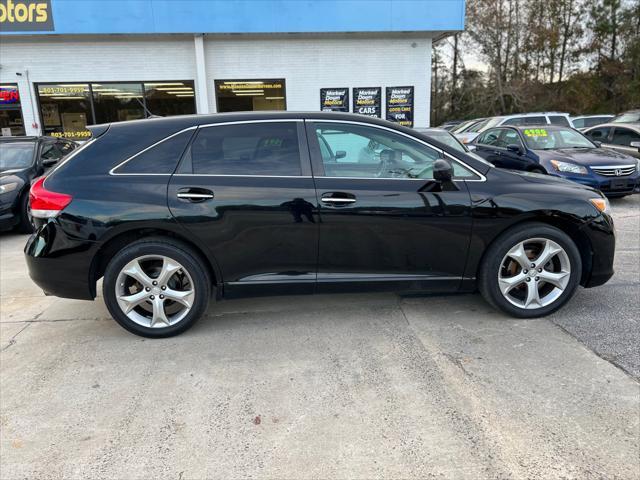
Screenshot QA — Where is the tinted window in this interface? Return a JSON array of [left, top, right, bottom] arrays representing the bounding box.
[[549, 116, 570, 126], [611, 128, 640, 146], [572, 118, 585, 128], [191, 122, 301, 176], [585, 127, 611, 141], [314, 122, 475, 179], [502, 117, 524, 126], [117, 129, 194, 174], [0, 142, 34, 170], [477, 128, 502, 146], [501, 129, 524, 148], [40, 143, 66, 161], [582, 117, 611, 128]]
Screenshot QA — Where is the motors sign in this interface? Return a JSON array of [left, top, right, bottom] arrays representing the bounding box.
[[386, 86, 414, 127], [0, 0, 54, 32], [353, 87, 381, 118], [320, 88, 349, 112]]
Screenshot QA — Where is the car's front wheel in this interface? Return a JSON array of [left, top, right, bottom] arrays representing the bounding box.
[[103, 238, 210, 337], [479, 223, 582, 318]]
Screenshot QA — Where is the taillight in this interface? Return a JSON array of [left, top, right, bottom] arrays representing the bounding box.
[[29, 177, 73, 219]]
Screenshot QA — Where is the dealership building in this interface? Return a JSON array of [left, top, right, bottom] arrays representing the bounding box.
[[0, 0, 465, 140]]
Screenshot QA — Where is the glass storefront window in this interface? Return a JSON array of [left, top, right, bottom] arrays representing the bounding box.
[[0, 84, 26, 136], [144, 81, 196, 117], [92, 83, 145, 124], [215, 79, 286, 112], [37, 84, 93, 140], [36, 81, 196, 141]]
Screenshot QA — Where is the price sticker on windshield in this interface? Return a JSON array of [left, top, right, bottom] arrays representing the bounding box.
[[524, 129, 548, 137]]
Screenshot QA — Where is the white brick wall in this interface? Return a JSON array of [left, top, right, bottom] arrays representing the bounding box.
[[204, 35, 433, 127], [0, 33, 433, 135]]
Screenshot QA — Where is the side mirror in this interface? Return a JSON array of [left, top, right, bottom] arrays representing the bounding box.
[[334, 150, 347, 160], [433, 159, 453, 182], [630, 141, 640, 152], [42, 158, 59, 167], [506, 144, 524, 155], [593, 140, 602, 147]]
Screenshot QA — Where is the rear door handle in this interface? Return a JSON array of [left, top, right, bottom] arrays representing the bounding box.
[[177, 187, 214, 202]]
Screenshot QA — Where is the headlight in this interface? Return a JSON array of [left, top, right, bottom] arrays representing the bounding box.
[[589, 197, 610, 214], [550, 160, 588, 174], [0, 182, 18, 194]]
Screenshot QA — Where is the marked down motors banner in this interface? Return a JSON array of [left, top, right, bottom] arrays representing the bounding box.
[[386, 86, 414, 127], [353, 87, 381, 118], [320, 88, 349, 112]]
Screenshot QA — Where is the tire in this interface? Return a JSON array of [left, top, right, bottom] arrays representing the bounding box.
[[478, 222, 582, 318], [102, 238, 211, 338], [16, 192, 34, 234]]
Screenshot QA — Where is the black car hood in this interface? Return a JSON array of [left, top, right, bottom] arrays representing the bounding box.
[[535, 147, 636, 166]]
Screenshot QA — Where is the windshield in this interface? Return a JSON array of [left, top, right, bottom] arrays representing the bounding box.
[[451, 120, 476, 134], [0, 143, 35, 171], [522, 128, 595, 150], [425, 131, 468, 153], [612, 112, 640, 123], [467, 118, 493, 133]]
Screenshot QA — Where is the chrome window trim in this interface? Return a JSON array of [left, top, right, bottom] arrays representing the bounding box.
[[109, 117, 487, 181], [109, 126, 198, 176], [309, 118, 487, 182]]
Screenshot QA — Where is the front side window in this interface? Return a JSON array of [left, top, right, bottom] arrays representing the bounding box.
[[477, 128, 503, 146], [314, 122, 475, 179], [0, 142, 34, 170], [585, 127, 611, 141], [191, 122, 301, 176], [501, 130, 524, 148], [611, 128, 640, 146]]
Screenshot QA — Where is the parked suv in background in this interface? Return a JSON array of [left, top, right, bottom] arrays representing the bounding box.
[[456, 112, 572, 144], [25, 112, 615, 337], [583, 123, 640, 159], [611, 110, 640, 124], [0, 136, 77, 232]]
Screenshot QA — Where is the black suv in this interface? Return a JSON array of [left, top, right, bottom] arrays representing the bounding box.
[[25, 113, 615, 337], [0, 136, 77, 232]]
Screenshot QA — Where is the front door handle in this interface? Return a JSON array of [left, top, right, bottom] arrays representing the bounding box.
[[321, 192, 357, 205], [177, 187, 214, 202]]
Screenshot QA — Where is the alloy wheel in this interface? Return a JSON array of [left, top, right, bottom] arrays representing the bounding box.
[[498, 238, 571, 310], [115, 255, 195, 328]]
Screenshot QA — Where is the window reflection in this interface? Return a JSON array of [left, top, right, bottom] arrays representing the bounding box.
[[144, 82, 195, 117], [92, 83, 145, 124], [38, 83, 92, 140]]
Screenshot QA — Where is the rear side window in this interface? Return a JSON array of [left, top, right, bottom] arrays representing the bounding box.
[[611, 128, 640, 146], [191, 122, 301, 176], [502, 117, 524, 126], [116, 129, 195, 174], [549, 116, 570, 127]]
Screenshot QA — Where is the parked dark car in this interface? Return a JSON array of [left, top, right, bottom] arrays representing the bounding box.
[[472, 125, 640, 197], [26, 112, 616, 337], [0, 136, 78, 232], [583, 122, 640, 159]]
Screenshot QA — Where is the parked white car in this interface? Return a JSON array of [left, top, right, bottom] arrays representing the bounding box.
[[455, 112, 573, 144]]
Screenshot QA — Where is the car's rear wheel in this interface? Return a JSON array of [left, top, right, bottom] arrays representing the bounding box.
[[103, 239, 210, 337], [479, 223, 582, 318]]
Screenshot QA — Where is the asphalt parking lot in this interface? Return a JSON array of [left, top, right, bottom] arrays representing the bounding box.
[[1, 196, 638, 479]]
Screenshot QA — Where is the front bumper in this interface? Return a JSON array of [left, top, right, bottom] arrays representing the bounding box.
[[554, 171, 640, 196], [0, 198, 20, 231], [580, 212, 616, 288], [25, 221, 98, 300]]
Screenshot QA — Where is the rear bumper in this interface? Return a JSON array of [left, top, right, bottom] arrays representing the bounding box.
[[24, 221, 98, 300]]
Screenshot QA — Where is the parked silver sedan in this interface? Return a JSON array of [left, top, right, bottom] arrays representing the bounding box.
[[583, 122, 640, 159]]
